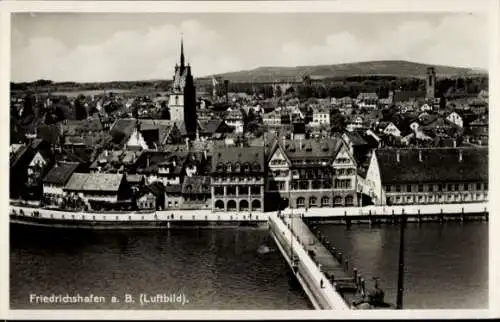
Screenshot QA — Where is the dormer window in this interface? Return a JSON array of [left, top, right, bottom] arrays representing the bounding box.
[[244, 162, 251, 172], [252, 162, 261, 172], [234, 162, 241, 172], [226, 162, 232, 172], [217, 162, 224, 172]]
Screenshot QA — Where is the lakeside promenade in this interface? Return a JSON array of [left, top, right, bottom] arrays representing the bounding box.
[[9, 201, 488, 229]]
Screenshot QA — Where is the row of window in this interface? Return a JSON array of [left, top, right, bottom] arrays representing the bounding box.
[[388, 193, 488, 204], [212, 176, 262, 183], [290, 180, 333, 190], [295, 195, 355, 207], [215, 162, 262, 173], [214, 186, 262, 196], [334, 179, 352, 189], [386, 182, 488, 193]]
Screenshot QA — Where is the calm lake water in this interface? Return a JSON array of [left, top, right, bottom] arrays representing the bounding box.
[[10, 221, 488, 310], [317, 221, 489, 309]]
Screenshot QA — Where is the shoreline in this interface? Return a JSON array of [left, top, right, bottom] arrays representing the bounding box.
[[9, 201, 489, 230]]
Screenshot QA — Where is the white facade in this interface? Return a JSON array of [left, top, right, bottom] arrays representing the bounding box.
[[225, 119, 244, 133], [446, 112, 463, 128], [420, 103, 432, 112], [311, 110, 330, 127], [267, 146, 291, 192], [43, 184, 64, 197], [383, 122, 401, 137], [365, 152, 384, 205], [28, 152, 48, 176], [126, 128, 149, 150]]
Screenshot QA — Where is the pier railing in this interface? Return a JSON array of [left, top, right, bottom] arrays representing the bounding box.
[[282, 202, 489, 218], [269, 213, 350, 310]]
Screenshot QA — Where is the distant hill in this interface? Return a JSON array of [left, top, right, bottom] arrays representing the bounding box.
[[209, 60, 487, 83]]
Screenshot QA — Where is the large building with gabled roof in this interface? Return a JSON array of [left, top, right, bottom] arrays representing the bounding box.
[[365, 147, 488, 205]]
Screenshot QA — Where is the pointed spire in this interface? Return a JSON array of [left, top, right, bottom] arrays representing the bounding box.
[[180, 33, 185, 69]]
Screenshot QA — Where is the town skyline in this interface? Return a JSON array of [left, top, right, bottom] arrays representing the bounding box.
[[12, 12, 488, 83]]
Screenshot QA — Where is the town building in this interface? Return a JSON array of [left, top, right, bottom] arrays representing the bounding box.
[[168, 37, 197, 140], [211, 146, 265, 212], [377, 121, 402, 138], [181, 175, 211, 209], [311, 106, 332, 127], [137, 182, 166, 210], [42, 161, 82, 205], [446, 111, 464, 128], [63, 172, 132, 210], [364, 148, 488, 205], [224, 107, 246, 133], [266, 137, 358, 210]]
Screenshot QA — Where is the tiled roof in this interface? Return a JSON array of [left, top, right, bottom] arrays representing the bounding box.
[[43, 162, 80, 185], [10, 145, 34, 168], [164, 184, 182, 194], [198, 119, 224, 134], [280, 138, 343, 159], [376, 148, 488, 184], [133, 151, 189, 174], [343, 132, 368, 146], [182, 176, 211, 194], [110, 118, 179, 146], [64, 172, 123, 192], [60, 116, 103, 136], [140, 181, 165, 197], [211, 146, 265, 173]]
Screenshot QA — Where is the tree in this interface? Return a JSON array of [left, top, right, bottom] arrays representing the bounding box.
[[330, 112, 346, 134], [74, 95, 87, 120]]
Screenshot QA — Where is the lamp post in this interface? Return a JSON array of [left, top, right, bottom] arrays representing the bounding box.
[[396, 213, 406, 309]]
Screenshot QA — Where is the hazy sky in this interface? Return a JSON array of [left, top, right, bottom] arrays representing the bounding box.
[[11, 12, 489, 82]]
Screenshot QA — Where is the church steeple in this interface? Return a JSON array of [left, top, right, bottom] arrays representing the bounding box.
[[180, 34, 185, 70]]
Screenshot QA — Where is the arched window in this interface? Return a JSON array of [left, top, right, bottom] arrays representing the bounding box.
[[345, 195, 354, 206], [296, 197, 305, 208], [215, 200, 224, 210], [251, 199, 261, 210], [309, 196, 317, 207], [334, 196, 343, 206], [227, 200, 237, 210], [240, 200, 249, 211]]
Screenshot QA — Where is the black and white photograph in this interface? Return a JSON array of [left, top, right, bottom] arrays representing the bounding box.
[[3, 0, 499, 319]]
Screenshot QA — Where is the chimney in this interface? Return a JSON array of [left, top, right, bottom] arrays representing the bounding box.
[[459, 150, 463, 162], [396, 150, 400, 163], [418, 150, 422, 162]]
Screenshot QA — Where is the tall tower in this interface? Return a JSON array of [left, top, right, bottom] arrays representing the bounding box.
[[426, 67, 436, 99], [168, 36, 197, 140]]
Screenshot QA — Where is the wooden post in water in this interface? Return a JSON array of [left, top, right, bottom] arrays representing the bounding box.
[[396, 212, 406, 309]]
